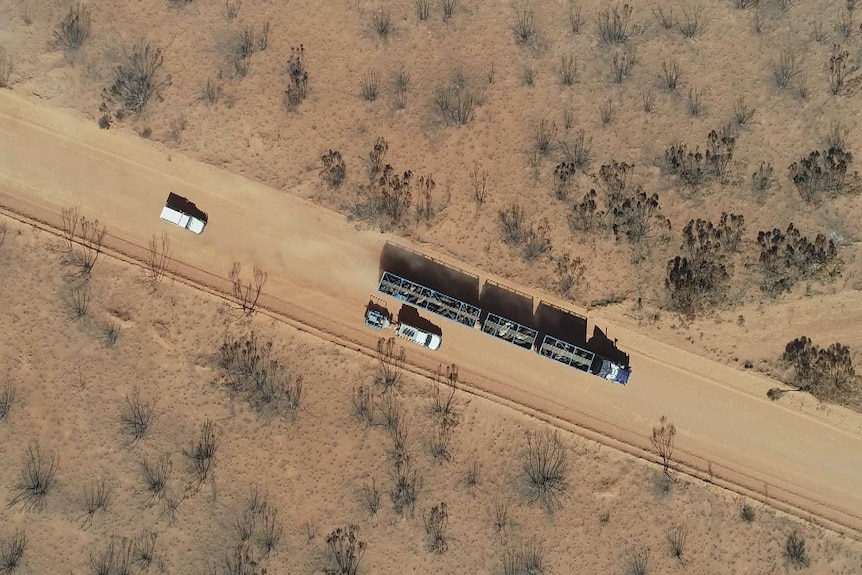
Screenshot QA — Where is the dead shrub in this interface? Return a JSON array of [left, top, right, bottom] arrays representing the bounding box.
[[228, 262, 268, 315], [424, 502, 449, 553], [554, 252, 586, 296], [666, 525, 688, 561], [376, 337, 405, 389], [660, 59, 682, 91], [500, 203, 526, 243], [523, 430, 568, 512], [83, 477, 112, 522], [141, 454, 171, 503], [784, 531, 810, 568], [325, 525, 366, 575], [0, 378, 16, 421], [651, 415, 676, 477], [627, 547, 651, 575], [559, 53, 577, 86], [0, 47, 12, 88], [54, 3, 91, 50], [522, 218, 553, 260], [121, 387, 155, 445], [678, 4, 704, 37], [285, 45, 309, 111], [183, 419, 219, 487], [599, 3, 632, 43], [106, 41, 170, 115], [10, 443, 59, 512], [146, 233, 172, 287], [360, 69, 380, 102], [390, 453, 422, 517], [0, 530, 26, 574], [320, 150, 347, 189], [372, 8, 392, 38], [514, 6, 536, 45]]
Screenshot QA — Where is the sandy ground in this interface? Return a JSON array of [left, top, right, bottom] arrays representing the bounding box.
[[1, 91, 862, 540], [1, 210, 861, 574]]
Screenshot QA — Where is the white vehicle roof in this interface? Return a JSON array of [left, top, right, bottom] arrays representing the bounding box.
[[397, 323, 442, 351]]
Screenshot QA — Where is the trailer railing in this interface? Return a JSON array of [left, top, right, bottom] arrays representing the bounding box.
[[481, 312, 538, 350], [538, 334, 595, 372], [377, 271, 481, 327]]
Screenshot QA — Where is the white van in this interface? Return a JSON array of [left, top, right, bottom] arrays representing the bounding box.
[[397, 323, 442, 351]]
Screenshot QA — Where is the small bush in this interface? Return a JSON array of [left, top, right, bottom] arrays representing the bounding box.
[[121, 387, 155, 444], [84, 477, 112, 522], [627, 547, 651, 575], [522, 219, 553, 260], [435, 84, 475, 126], [416, 0, 430, 20], [0, 530, 26, 573], [569, 189, 604, 232], [610, 44, 637, 83], [390, 454, 422, 517], [183, 419, 219, 487], [424, 502, 449, 553], [503, 539, 545, 575], [360, 69, 380, 102], [54, 3, 91, 50], [372, 8, 392, 38], [660, 59, 682, 91], [829, 44, 850, 94], [678, 4, 704, 38], [568, 2, 583, 33], [653, 6, 675, 28], [320, 150, 346, 188], [10, 443, 59, 512], [489, 498, 509, 537], [376, 337, 405, 389], [500, 203, 526, 243], [598, 3, 632, 44], [524, 430, 568, 512], [141, 454, 171, 503], [772, 50, 798, 88], [752, 162, 773, 194], [554, 252, 586, 296], [285, 45, 309, 111], [0, 48, 12, 88], [326, 525, 366, 575], [0, 378, 15, 421], [514, 6, 536, 45], [107, 41, 170, 115], [757, 224, 841, 294], [443, 0, 456, 21], [562, 129, 592, 168], [361, 478, 381, 520], [733, 96, 755, 125], [686, 86, 705, 116], [781, 336, 856, 400], [393, 67, 409, 108], [599, 99, 615, 124], [559, 53, 577, 86], [784, 531, 810, 568], [552, 161, 577, 200], [666, 525, 687, 561], [788, 146, 857, 202], [740, 500, 756, 522]]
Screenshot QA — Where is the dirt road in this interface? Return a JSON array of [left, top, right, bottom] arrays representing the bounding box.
[[2, 92, 861, 537]]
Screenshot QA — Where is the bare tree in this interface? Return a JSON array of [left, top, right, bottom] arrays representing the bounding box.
[[0, 530, 26, 574], [376, 337, 405, 389], [183, 419, 219, 487], [76, 217, 107, 275], [229, 263, 268, 316], [424, 502, 449, 553], [60, 206, 81, 251], [651, 415, 676, 478], [121, 387, 155, 445], [83, 477, 112, 522], [325, 525, 366, 575], [523, 430, 568, 512], [146, 233, 172, 287], [9, 443, 59, 512], [430, 363, 458, 427]]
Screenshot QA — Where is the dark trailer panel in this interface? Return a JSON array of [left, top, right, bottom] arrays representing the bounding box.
[[377, 271, 481, 327], [478, 281, 538, 350]]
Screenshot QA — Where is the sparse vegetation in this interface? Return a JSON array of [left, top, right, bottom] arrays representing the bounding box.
[[650, 415, 676, 478], [54, 3, 91, 50], [424, 502, 449, 553], [502, 539, 545, 575], [598, 3, 632, 44], [106, 41, 170, 115], [83, 477, 112, 522], [523, 429, 568, 512], [141, 454, 171, 503], [0, 530, 26, 574], [0, 378, 15, 421], [784, 530, 810, 568], [376, 337, 406, 389], [228, 262, 268, 315], [779, 336, 857, 403], [757, 224, 842, 294], [0, 47, 12, 88], [320, 150, 347, 189], [184, 418, 219, 487], [285, 45, 309, 110], [325, 525, 365, 575], [372, 8, 392, 39], [122, 387, 155, 444], [9, 443, 59, 512]]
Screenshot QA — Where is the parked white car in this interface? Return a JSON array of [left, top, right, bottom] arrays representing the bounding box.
[[397, 323, 442, 351], [160, 192, 208, 234]]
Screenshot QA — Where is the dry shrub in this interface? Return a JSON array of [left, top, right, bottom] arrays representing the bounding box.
[[523, 430, 568, 512], [106, 41, 170, 115]]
